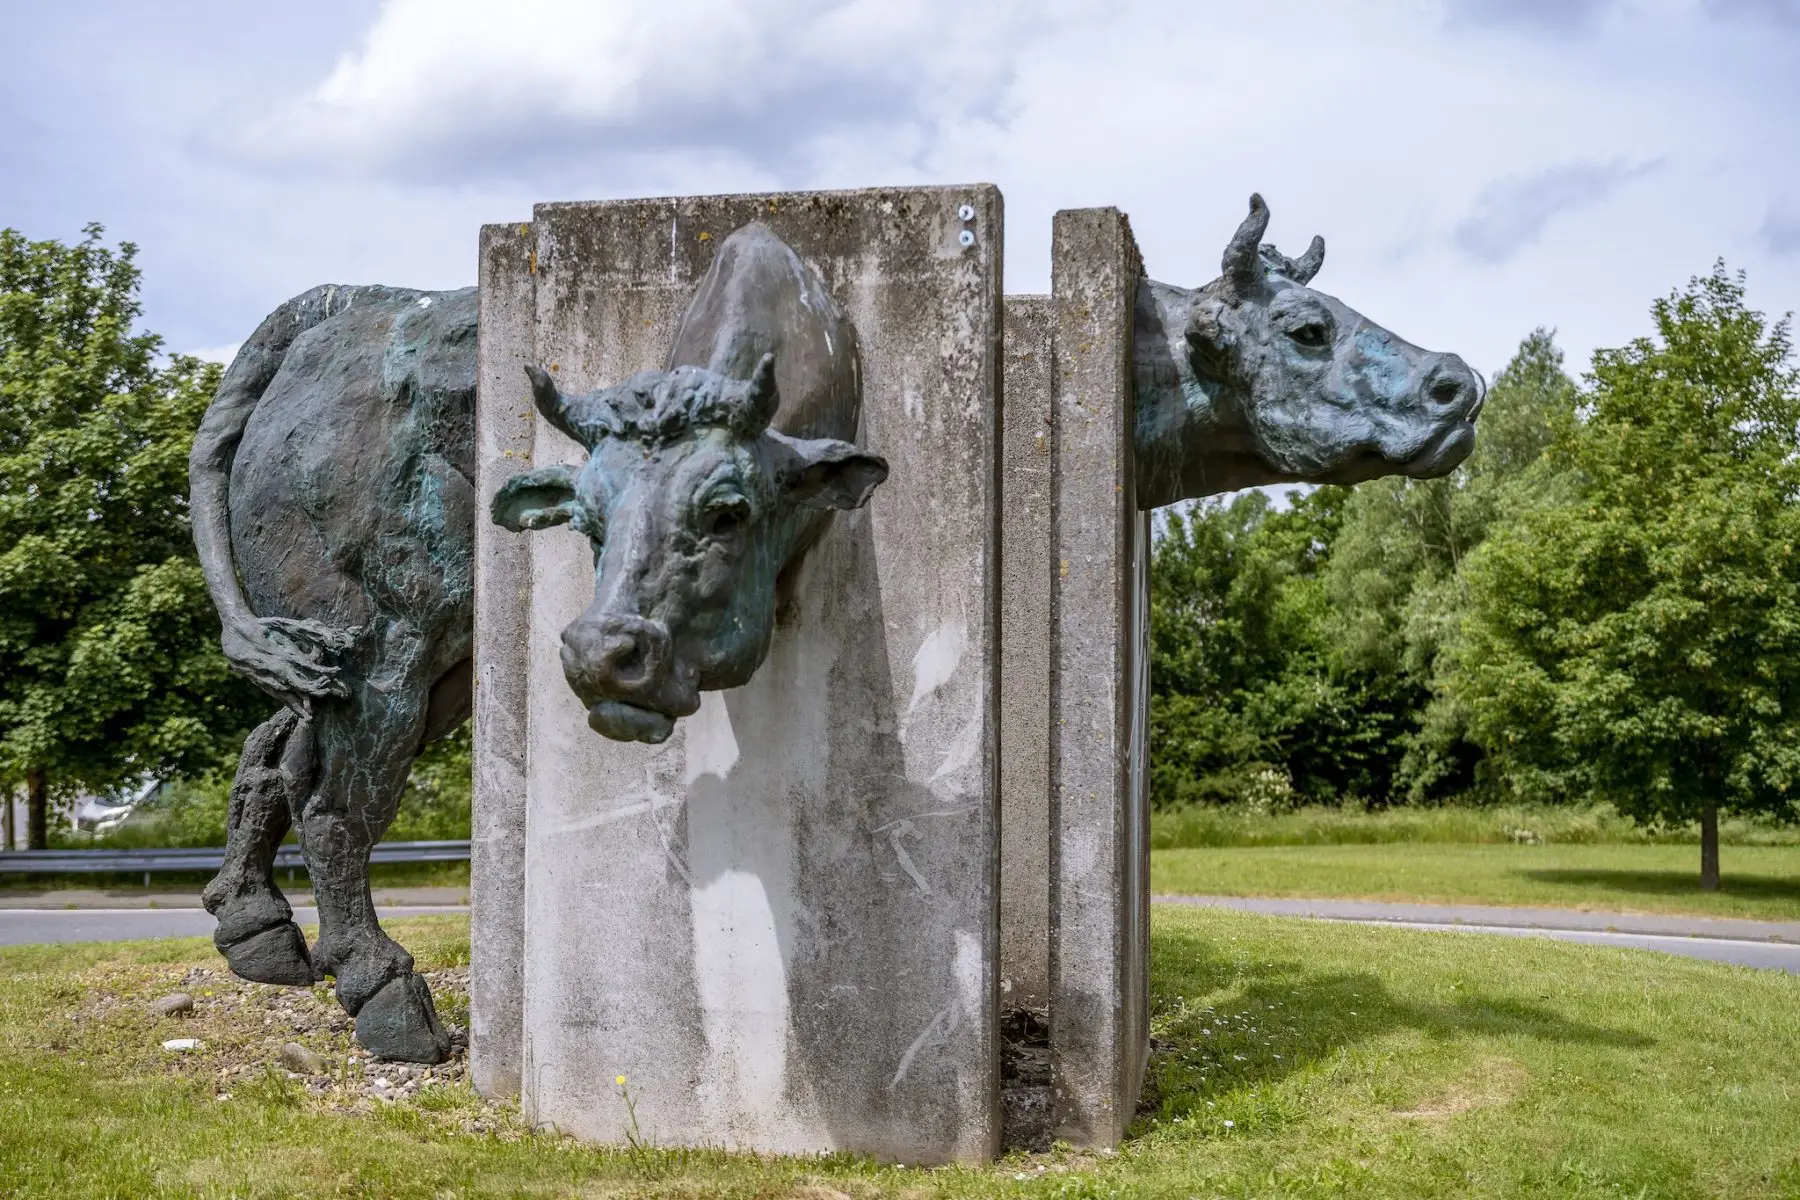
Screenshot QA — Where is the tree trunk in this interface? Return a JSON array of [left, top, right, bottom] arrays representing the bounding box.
[[1699, 804, 1720, 892], [26, 767, 47, 852], [2, 785, 12, 851]]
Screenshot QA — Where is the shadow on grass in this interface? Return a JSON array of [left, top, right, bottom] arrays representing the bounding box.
[[1138, 928, 1653, 1131], [1518, 867, 1800, 904]]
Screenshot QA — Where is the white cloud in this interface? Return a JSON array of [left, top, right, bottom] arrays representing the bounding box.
[[13, 0, 1796, 389], [225, 0, 1099, 183], [1453, 160, 1662, 265]]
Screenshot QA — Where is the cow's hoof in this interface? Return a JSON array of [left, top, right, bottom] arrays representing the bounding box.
[[219, 923, 314, 988], [354, 973, 450, 1064]]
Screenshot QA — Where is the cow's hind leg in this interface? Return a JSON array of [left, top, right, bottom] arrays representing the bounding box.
[[299, 662, 451, 1063], [201, 709, 314, 986]]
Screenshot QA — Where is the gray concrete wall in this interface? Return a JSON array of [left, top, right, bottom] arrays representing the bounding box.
[[1046, 207, 1150, 1148], [491, 188, 1004, 1164], [998, 294, 1054, 1014], [470, 222, 537, 1099]]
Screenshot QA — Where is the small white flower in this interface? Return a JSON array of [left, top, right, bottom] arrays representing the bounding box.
[[1223, 1120, 1235, 1128]]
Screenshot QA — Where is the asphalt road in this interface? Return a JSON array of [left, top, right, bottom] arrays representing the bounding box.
[[1158, 895, 1800, 972], [0, 905, 467, 946], [5, 897, 1797, 973]]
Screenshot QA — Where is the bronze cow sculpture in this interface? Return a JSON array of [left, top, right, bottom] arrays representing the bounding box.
[[189, 199, 1479, 1063], [1134, 194, 1482, 504], [491, 224, 887, 743]]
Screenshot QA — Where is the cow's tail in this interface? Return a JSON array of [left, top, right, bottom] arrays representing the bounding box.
[[187, 284, 417, 709]]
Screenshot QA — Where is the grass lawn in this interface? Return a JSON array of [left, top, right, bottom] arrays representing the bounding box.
[[1152, 843, 1800, 921], [3, 911, 1799, 1197]]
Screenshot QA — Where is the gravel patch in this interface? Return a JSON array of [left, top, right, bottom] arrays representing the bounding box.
[[80, 961, 522, 1138]]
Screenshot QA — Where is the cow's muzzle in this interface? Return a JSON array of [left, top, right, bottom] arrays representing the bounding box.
[[559, 613, 689, 744]]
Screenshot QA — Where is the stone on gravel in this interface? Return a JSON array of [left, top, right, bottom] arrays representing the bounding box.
[[162, 1038, 203, 1052], [150, 993, 194, 1018], [279, 1042, 328, 1074]]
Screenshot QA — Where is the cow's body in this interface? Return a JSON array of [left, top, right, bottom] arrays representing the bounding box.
[[193, 286, 479, 1062]]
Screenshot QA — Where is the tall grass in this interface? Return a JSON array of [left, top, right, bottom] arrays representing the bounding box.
[[1150, 801, 1800, 850]]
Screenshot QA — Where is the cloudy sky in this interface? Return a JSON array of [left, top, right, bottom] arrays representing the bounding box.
[[4, 0, 1798, 378]]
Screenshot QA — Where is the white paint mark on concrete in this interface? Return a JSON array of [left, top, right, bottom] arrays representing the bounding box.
[[887, 930, 985, 1089], [683, 692, 741, 787], [684, 691, 811, 1147], [691, 866, 788, 1126], [929, 711, 981, 783], [882, 819, 931, 895], [908, 619, 966, 713], [542, 789, 681, 836], [648, 803, 694, 887], [871, 807, 973, 897], [890, 1000, 960, 1089], [953, 927, 983, 1020]]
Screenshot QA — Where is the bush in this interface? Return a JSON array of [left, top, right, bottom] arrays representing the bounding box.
[[1149, 800, 1800, 850], [55, 722, 473, 849]]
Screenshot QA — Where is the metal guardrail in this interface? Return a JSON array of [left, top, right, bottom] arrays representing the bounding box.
[[0, 840, 470, 875]]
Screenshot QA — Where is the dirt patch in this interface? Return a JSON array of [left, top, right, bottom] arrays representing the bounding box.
[[1390, 1057, 1528, 1120], [74, 960, 524, 1137]]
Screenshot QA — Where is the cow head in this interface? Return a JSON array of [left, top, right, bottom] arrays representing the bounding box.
[[1134, 194, 1485, 506], [492, 355, 887, 743]]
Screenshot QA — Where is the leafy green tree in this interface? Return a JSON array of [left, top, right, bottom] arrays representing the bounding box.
[[1325, 331, 1577, 801], [1452, 266, 1800, 886], [0, 225, 260, 847], [1150, 486, 1408, 807]]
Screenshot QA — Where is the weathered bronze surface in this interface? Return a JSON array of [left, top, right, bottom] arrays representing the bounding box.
[[1134, 195, 1484, 506], [492, 222, 888, 744], [190, 284, 476, 1063]]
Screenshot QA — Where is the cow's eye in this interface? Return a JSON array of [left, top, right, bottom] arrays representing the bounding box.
[[704, 495, 750, 539], [1286, 320, 1330, 349]]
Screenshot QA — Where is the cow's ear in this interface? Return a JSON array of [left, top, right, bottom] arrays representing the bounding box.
[[770, 433, 889, 511], [1184, 295, 1234, 383], [491, 465, 582, 531]]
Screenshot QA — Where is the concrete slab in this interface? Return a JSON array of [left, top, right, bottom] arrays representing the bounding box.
[[1046, 207, 1150, 1149], [482, 187, 1004, 1164], [471, 221, 538, 1099], [999, 294, 1054, 1014]]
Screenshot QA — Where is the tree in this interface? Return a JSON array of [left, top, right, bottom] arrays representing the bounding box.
[[1325, 330, 1577, 801], [1150, 486, 1409, 808], [1452, 266, 1800, 887], [0, 225, 261, 847]]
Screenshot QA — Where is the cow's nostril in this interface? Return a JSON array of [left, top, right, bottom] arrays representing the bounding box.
[[564, 612, 671, 698], [604, 634, 642, 678], [1430, 375, 1466, 406]]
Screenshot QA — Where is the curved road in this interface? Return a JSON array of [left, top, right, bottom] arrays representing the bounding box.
[[4, 895, 1796, 973], [1157, 895, 1800, 972], [0, 904, 466, 946]]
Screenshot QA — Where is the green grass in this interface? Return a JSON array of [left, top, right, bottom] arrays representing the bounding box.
[[1151, 802, 1800, 850], [3, 912, 1799, 1197], [1152, 842, 1800, 920]]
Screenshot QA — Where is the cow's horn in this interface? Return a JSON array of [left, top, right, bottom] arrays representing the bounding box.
[[1223, 194, 1271, 295], [741, 352, 779, 435], [525, 364, 596, 447], [1290, 235, 1325, 285]]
